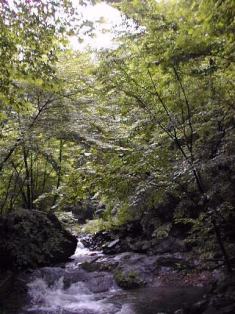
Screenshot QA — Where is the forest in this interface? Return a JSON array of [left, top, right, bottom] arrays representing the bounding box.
[[0, 0, 234, 313]]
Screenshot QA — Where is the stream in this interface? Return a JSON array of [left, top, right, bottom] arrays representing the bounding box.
[[16, 239, 206, 314]]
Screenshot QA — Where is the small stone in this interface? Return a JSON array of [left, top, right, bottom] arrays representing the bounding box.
[[107, 239, 120, 248]]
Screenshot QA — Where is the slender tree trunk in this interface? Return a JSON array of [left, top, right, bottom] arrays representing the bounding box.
[[9, 175, 18, 212], [53, 139, 63, 207], [56, 139, 63, 189], [41, 159, 48, 194], [1, 170, 14, 214], [10, 161, 28, 209], [23, 147, 32, 209], [34, 158, 39, 201], [30, 152, 34, 207]]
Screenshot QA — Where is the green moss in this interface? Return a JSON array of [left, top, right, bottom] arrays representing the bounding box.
[[114, 269, 146, 289], [81, 260, 118, 272], [80, 261, 100, 272]]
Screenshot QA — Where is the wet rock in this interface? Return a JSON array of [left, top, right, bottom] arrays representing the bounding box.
[[63, 269, 89, 287], [80, 235, 93, 248], [80, 261, 101, 272], [85, 219, 191, 258], [87, 272, 114, 293], [64, 268, 115, 293], [86, 230, 114, 250], [84, 221, 143, 253], [31, 267, 65, 286], [128, 239, 152, 253], [103, 239, 121, 254], [102, 238, 130, 255], [80, 259, 118, 272], [114, 269, 146, 289]]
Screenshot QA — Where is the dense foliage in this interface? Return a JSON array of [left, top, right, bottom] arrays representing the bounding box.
[[0, 0, 234, 268]]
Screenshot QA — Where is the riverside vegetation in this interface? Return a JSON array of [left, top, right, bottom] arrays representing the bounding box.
[[0, 0, 234, 313]]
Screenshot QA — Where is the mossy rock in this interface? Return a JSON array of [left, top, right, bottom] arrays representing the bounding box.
[[114, 269, 146, 289], [80, 261, 100, 272], [81, 260, 118, 272], [0, 209, 77, 270]]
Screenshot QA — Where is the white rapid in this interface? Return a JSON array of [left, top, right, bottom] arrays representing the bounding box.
[[22, 239, 133, 314], [26, 279, 116, 314]]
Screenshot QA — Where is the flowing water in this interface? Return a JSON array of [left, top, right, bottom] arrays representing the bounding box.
[[16, 239, 206, 314], [20, 240, 127, 314]]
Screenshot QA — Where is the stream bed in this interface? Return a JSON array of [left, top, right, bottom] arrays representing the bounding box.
[[7, 239, 207, 314]]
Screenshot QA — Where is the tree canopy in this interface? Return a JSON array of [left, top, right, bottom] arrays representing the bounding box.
[[0, 0, 234, 266]]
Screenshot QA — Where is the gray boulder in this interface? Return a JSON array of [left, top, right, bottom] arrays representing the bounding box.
[[0, 209, 77, 270]]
